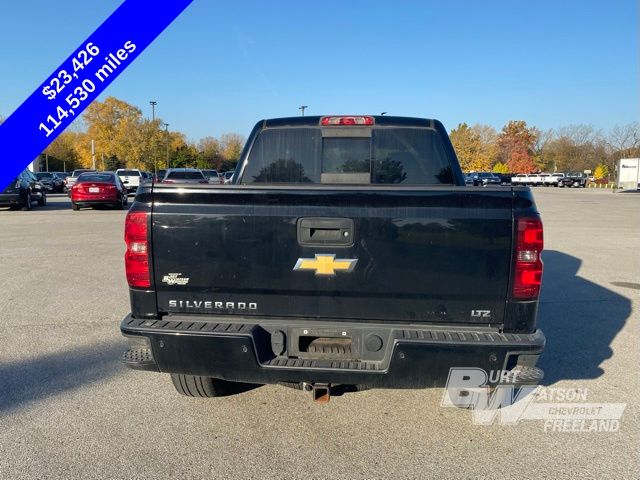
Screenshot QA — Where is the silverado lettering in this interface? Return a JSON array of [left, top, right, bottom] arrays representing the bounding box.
[[120, 115, 546, 403], [168, 300, 258, 310]]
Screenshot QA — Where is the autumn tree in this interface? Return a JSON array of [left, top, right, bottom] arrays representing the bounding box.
[[220, 133, 245, 163], [78, 97, 148, 168], [449, 123, 495, 172], [541, 125, 608, 173], [492, 162, 509, 173], [497, 120, 539, 173], [593, 163, 609, 180], [195, 136, 222, 170], [46, 130, 82, 170]]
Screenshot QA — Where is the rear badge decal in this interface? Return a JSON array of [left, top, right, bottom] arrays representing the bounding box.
[[162, 273, 190, 285], [293, 254, 357, 277]]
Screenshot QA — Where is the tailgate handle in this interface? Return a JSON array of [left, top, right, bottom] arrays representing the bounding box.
[[297, 218, 354, 246]]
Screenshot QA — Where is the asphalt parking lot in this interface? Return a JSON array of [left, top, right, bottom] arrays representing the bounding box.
[[0, 188, 638, 479]]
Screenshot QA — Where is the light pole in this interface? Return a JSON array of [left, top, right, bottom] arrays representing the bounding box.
[[299, 105, 308, 116], [149, 100, 157, 121], [164, 123, 170, 169], [150, 101, 158, 174]]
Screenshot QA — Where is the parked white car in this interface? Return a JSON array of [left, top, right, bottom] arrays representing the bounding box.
[[544, 173, 564, 187], [115, 169, 142, 194], [528, 173, 543, 186], [201, 169, 222, 184], [539, 173, 552, 186], [551, 173, 564, 187], [512, 174, 526, 185], [65, 169, 96, 194]]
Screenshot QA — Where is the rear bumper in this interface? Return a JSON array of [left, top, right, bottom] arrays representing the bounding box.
[[120, 315, 545, 388], [72, 194, 120, 205]]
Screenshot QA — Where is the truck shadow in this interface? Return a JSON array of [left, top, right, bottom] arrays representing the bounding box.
[[537, 250, 631, 385], [0, 342, 126, 414]]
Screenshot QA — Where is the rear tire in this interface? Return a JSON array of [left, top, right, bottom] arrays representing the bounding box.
[[38, 191, 47, 206], [71, 202, 80, 211], [170, 374, 239, 398]]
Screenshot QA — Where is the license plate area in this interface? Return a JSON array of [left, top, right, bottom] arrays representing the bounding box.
[[89, 187, 99, 193], [289, 328, 357, 360]]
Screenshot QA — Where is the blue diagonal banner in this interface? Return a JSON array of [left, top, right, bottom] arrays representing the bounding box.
[[0, 0, 194, 190]]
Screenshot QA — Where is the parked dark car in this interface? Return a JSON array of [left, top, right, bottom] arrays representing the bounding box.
[[153, 169, 167, 183], [70, 172, 128, 210], [160, 168, 209, 184], [36, 172, 65, 193], [466, 172, 502, 186], [222, 171, 234, 184], [495, 173, 514, 185], [0, 169, 47, 210], [561, 172, 587, 188]]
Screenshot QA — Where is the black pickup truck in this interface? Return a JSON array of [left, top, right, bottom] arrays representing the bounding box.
[[120, 115, 545, 402]]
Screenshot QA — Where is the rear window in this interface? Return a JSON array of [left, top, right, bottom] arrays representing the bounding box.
[[72, 170, 94, 177], [166, 171, 204, 180], [117, 170, 140, 176], [242, 127, 453, 185], [77, 173, 114, 183]]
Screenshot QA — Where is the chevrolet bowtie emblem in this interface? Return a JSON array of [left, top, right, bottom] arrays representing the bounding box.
[[293, 254, 357, 276]]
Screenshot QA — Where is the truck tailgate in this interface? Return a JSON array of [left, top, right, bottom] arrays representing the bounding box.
[[151, 185, 513, 324]]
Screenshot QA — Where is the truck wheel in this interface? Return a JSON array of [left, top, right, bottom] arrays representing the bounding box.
[[38, 191, 47, 206], [170, 374, 234, 398]]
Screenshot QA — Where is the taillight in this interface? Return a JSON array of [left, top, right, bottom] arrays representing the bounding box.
[[512, 217, 544, 299], [320, 116, 374, 126], [124, 211, 150, 288]]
